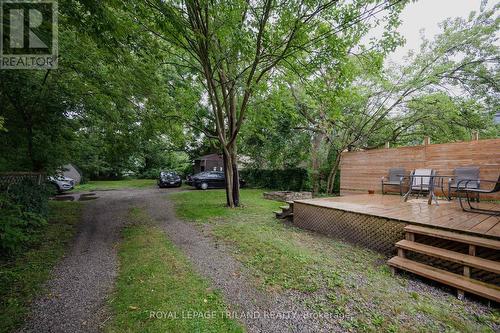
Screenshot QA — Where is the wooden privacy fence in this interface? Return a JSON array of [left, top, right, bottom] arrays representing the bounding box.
[[0, 172, 45, 191], [340, 138, 500, 199]]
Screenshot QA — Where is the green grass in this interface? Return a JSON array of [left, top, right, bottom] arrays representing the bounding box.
[[170, 189, 499, 333], [0, 201, 83, 333], [75, 179, 157, 191], [172, 189, 281, 222], [106, 207, 244, 333]]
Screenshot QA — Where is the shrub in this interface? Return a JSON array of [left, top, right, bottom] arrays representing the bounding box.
[[0, 180, 50, 256], [240, 168, 310, 191], [138, 168, 187, 179], [137, 168, 162, 180], [7, 180, 50, 216]]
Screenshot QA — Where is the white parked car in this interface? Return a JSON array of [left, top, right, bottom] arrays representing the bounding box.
[[48, 175, 75, 193]]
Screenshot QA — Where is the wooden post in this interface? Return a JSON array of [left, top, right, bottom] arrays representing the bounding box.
[[463, 245, 475, 278], [405, 232, 415, 242], [385, 142, 390, 149], [472, 131, 479, 141], [460, 244, 476, 300], [463, 266, 470, 278], [423, 136, 431, 145]]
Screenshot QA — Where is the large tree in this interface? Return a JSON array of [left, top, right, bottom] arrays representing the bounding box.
[[288, 3, 499, 194], [0, 1, 181, 176], [121, 0, 407, 206]]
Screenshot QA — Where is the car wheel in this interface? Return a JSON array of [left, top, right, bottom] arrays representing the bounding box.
[[200, 182, 208, 190]]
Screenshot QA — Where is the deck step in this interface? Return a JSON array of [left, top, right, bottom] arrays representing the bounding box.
[[404, 225, 500, 250], [388, 256, 500, 302], [396, 240, 500, 275], [274, 211, 293, 219]]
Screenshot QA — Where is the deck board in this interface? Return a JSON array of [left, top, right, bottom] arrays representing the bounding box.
[[486, 220, 500, 237], [295, 194, 499, 239]]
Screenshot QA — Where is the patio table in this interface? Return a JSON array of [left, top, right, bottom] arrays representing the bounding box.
[[402, 174, 453, 205]]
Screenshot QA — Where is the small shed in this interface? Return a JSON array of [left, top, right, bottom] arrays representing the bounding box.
[[194, 154, 224, 174], [61, 164, 82, 184]]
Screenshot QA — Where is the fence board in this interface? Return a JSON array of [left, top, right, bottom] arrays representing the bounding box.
[[0, 172, 44, 191], [340, 139, 500, 199]]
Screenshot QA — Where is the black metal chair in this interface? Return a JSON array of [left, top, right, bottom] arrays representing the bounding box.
[[448, 167, 480, 200], [457, 174, 500, 215], [381, 168, 406, 195]]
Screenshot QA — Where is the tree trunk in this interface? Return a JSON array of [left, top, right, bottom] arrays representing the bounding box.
[[326, 152, 341, 194], [222, 142, 240, 207], [310, 132, 324, 195], [21, 110, 39, 171], [231, 148, 240, 206]]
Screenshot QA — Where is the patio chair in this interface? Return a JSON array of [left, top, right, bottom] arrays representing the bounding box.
[[381, 168, 406, 195], [457, 174, 500, 216], [448, 167, 480, 200], [403, 169, 437, 204]]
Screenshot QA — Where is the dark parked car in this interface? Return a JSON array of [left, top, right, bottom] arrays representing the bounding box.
[[158, 171, 182, 188], [188, 171, 245, 190]]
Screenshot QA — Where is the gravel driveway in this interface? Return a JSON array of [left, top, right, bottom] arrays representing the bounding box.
[[19, 188, 343, 333], [18, 190, 137, 333], [142, 190, 342, 333]]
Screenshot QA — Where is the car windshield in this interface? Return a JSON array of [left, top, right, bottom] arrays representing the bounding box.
[[160, 172, 177, 177]]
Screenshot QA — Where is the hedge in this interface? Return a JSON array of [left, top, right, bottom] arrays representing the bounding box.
[[0, 180, 51, 255], [240, 168, 310, 191]]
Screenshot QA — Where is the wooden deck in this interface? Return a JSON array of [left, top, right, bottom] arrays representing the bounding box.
[[295, 194, 500, 239], [288, 194, 500, 300]]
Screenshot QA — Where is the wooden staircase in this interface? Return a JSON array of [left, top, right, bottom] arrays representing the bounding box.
[[274, 201, 294, 220], [388, 225, 500, 302]]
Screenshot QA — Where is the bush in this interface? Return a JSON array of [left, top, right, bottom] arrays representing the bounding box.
[[137, 168, 162, 180], [138, 167, 187, 180], [0, 180, 50, 255], [240, 168, 310, 191]]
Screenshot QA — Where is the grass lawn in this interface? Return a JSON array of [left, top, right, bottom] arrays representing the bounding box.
[[106, 207, 243, 333], [170, 189, 499, 333], [75, 179, 157, 191], [0, 201, 83, 333]]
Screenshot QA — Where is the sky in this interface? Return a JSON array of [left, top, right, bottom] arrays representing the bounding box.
[[385, 0, 488, 64]]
